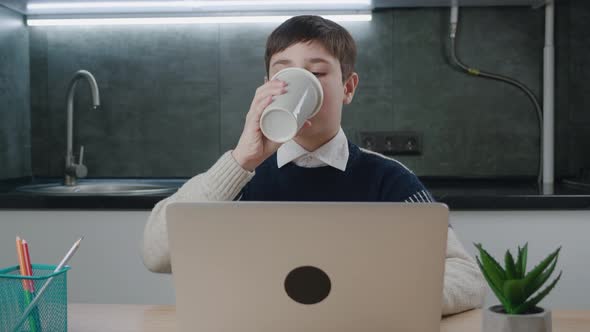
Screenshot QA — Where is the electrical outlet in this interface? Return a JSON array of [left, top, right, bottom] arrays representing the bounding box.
[[359, 131, 422, 156]]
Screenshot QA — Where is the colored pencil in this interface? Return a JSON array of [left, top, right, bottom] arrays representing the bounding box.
[[22, 240, 35, 292], [15, 236, 38, 332], [15, 237, 28, 291]]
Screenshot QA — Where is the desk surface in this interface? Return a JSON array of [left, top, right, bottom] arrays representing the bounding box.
[[69, 304, 590, 332]]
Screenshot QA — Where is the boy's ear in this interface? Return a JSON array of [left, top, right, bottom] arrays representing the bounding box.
[[343, 72, 359, 105], [264, 75, 268, 83]]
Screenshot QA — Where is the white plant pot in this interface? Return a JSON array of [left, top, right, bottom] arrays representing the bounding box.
[[482, 305, 552, 332]]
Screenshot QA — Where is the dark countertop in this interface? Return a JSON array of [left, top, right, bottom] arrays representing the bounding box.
[[0, 177, 589, 210], [425, 178, 590, 210]]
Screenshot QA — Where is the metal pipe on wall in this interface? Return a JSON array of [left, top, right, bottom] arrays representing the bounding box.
[[543, 1, 555, 188], [448, 2, 554, 185]]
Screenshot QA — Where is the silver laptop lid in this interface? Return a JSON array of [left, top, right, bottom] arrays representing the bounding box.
[[167, 202, 448, 332]]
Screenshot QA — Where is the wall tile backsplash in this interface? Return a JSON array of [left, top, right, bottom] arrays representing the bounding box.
[[0, 6, 30, 179], [1, 1, 589, 179]]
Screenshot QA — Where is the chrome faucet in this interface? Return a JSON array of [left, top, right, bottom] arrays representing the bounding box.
[[64, 70, 100, 186]]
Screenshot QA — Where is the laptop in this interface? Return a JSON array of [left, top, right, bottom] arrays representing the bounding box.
[[167, 202, 449, 332]]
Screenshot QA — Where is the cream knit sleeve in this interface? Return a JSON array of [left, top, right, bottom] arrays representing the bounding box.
[[442, 228, 487, 315], [141, 151, 255, 273]]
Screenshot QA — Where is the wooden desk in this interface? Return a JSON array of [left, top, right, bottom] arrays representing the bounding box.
[[440, 309, 590, 332], [69, 304, 590, 332]]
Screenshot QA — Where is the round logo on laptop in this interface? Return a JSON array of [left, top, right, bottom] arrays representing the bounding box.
[[284, 266, 331, 305]]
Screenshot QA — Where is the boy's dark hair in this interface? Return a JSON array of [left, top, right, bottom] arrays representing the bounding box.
[[265, 15, 357, 81]]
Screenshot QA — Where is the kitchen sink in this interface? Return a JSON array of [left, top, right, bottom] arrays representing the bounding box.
[[16, 180, 181, 196]]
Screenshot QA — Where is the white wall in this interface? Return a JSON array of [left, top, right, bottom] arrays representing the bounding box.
[[451, 210, 590, 310], [0, 210, 588, 308], [0, 210, 175, 304]]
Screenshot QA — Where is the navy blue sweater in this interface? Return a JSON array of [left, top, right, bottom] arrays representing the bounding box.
[[237, 142, 433, 203]]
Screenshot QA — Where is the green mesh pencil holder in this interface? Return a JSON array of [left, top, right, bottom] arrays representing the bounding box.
[[0, 264, 70, 332]]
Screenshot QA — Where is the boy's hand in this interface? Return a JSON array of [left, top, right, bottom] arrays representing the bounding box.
[[232, 79, 311, 171]]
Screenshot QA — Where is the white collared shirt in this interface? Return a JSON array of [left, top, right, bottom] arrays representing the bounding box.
[[276, 128, 349, 171]]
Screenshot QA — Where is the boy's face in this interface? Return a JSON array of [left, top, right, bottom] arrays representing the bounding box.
[[268, 41, 358, 142]]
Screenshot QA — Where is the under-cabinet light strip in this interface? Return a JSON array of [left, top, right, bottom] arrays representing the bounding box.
[[27, 1, 372, 11], [27, 14, 372, 26]]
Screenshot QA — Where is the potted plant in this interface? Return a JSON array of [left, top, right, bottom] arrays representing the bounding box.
[[475, 243, 562, 332]]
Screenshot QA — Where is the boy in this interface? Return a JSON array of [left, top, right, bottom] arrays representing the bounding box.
[[142, 15, 486, 315]]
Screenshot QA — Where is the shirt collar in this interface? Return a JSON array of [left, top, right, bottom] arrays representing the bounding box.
[[276, 128, 349, 171]]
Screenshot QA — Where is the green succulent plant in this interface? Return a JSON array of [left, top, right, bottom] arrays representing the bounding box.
[[474, 243, 562, 315]]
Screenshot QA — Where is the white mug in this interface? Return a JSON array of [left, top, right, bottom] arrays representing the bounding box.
[[260, 67, 324, 143]]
